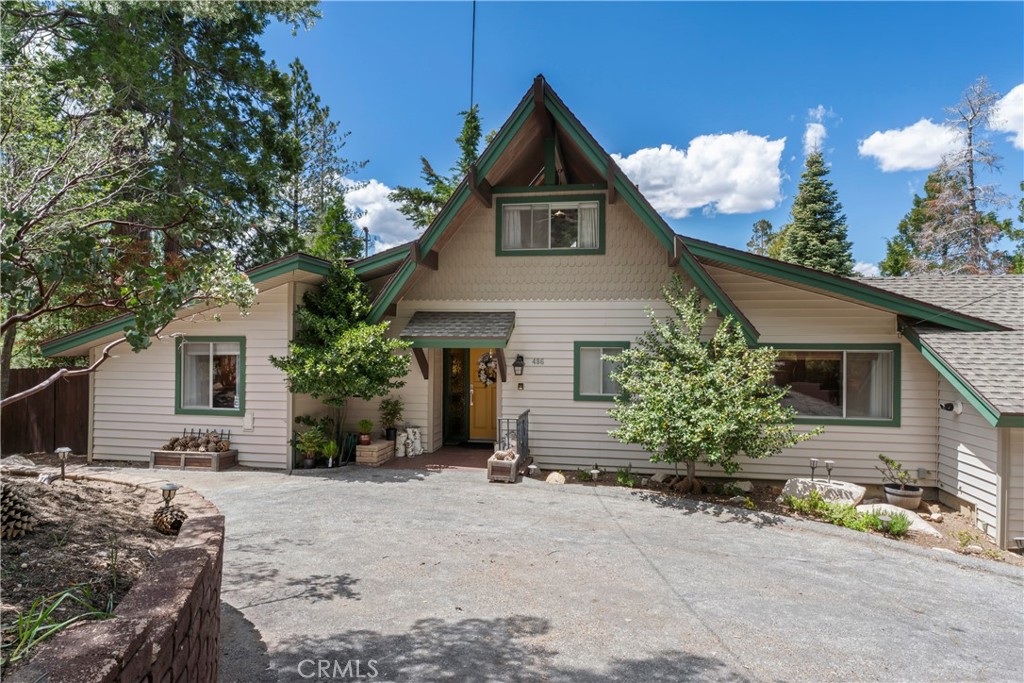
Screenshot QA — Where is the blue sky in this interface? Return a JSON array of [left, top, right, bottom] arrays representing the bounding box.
[[261, 2, 1024, 271]]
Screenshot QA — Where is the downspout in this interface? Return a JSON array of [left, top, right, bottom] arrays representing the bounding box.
[[286, 281, 295, 476]]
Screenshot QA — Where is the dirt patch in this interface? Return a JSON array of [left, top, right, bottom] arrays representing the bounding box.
[[16, 452, 150, 469], [1, 476, 175, 669], [551, 470, 1024, 567]]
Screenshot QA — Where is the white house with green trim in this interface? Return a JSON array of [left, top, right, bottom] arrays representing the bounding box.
[[42, 76, 1023, 548]]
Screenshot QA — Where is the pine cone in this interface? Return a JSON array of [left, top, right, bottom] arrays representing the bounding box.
[[2, 482, 36, 540], [153, 505, 188, 535]]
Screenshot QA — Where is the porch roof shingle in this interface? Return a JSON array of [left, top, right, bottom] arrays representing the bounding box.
[[399, 311, 516, 347]]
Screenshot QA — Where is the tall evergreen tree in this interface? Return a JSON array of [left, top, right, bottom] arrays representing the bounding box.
[[779, 151, 854, 276], [746, 219, 776, 256], [880, 172, 945, 276], [915, 78, 1014, 273], [308, 195, 365, 261], [390, 106, 482, 229]]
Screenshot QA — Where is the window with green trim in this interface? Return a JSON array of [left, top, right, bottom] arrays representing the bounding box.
[[574, 341, 628, 401], [496, 195, 605, 255], [772, 347, 897, 423], [176, 337, 245, 416]]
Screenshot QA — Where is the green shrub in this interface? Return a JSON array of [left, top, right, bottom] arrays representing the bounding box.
[[887, 511, 911, 538], [783, 492, 911, 538], [616, 464, 637, 488], [576, 469, 592, 482]]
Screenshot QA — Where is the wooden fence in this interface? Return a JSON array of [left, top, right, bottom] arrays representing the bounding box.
[[1, 369, 88, 455]]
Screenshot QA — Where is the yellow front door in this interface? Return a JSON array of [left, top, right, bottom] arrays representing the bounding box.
[[469, 348, 497, 441]]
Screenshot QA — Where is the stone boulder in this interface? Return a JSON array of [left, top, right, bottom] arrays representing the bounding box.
[[545, 472, 566, 485], [650, 472, 673, 486], [778, 478, 866, 507]]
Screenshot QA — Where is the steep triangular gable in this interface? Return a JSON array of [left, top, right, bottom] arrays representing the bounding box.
[[367, 76, 759, 344]]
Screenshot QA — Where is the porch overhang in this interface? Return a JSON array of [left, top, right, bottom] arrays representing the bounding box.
[[399, 311, 516, 349]]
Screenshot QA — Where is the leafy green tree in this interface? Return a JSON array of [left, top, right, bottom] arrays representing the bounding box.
[[270, 264, 410, 427], [779, 152, 854, 275], [1, 1, 313, 402], [766, 225, 790, 260], [308, 195, 365, 261], [390, 105, 482, 229], [746, 219, 776, 256], [1011, 181, 1024, 274], [608, 278, 820, 494], [237, 59, 364, 267], [880, 172, 945, 276]]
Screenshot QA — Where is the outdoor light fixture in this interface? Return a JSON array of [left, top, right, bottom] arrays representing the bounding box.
[[528, 463, 539, 478], [879, 514, 892, 535], [809, 458, 819, 481], [939, 401, 964, 415], [590, 467, 601, 484], [161, 483, 180, 508], [1014, 537, 1024, 554], [824, 460, 834, 484], [55, 446, 71, 481], [512, 354, 525, 376]]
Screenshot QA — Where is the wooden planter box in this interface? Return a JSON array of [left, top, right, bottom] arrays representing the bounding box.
[[150, 449, 238, 472], [487, 452, 522, 483], [355, 440, 394, 467]]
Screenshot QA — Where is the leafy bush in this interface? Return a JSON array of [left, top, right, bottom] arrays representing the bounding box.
[[783, 491, 911, 538], [357, 419, 373, 435], [296, 427, 325, 457], [616, 464, 637, 488], [575, 469, 592, 482], [886, 511, 911, 538], [379, 397, 404, 429]]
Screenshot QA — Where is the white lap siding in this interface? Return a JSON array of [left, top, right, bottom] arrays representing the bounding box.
[[90, 284, 291, 467], [1003, 429, 1024, 547], [937, 376, 1000, 538]]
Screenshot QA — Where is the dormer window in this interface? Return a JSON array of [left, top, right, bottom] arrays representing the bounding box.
[[496, 194, 605, 255]]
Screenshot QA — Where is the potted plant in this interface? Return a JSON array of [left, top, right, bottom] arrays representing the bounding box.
[[322, 439, 339, 468], [296, 427, 324, 470], [357, 419, 374, 445], [876, 454, 923, 510], [379, 397, 404, 441]]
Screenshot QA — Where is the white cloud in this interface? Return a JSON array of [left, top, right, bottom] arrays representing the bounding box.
[[990, 83, 1024, 150], [853, 262, 881, 278], [858, 118, 960, 172], [611, 132, 786, 219], [343, 179, 417, 252], [803, 122, 827, 156]]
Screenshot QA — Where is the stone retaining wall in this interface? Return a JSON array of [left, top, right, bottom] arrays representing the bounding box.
[[10, 482, 224, 683]]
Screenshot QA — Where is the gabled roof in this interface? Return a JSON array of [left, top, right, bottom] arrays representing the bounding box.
[[364, 75, 760, 345], [866, 275, 1022, 331], [41, 252, 331, 357]]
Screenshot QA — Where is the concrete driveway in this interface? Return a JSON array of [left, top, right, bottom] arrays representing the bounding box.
[[159, 466, 1023, 683]]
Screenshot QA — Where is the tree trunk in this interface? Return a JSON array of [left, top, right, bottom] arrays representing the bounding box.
[[681, 459, 702, 494], [0, 323, 17, 399]]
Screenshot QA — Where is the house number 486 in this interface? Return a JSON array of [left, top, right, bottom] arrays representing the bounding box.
[[531, 357, 544, 365]]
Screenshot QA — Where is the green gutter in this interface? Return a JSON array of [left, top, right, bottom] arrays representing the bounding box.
[[352, 246, 411, 277], [683, 238, 1003, 333], [41, 253, 331, 357], [368, 260, 416, 323], [899, 324, 1012, 428]]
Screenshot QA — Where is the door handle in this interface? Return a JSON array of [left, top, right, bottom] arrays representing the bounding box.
[[470, 385, 474, 407]]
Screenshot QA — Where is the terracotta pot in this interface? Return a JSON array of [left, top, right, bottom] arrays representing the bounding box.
[[358, 434, 371, 445], [884, 483, 923, 510]]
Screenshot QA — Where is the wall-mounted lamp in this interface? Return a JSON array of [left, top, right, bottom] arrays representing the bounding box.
[[939, 400, 964, 415], [512, 354, 525, 376]]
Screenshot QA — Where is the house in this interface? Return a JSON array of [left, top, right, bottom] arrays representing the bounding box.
[[41, 76, 1023, 548]]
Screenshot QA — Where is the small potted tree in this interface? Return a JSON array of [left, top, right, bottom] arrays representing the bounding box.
[[357, 419, 374, 445], [876, 454, 923, 510], [322, 438, 339, 468], [379, 397, 404, 441], [296, 427, 324, 470]]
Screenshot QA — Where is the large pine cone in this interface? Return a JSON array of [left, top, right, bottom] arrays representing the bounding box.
[[153, 505, 188, 535], [2, 481, 36, 540]]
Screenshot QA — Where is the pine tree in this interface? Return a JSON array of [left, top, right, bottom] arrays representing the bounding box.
[[779, 151, 854, 275], [747, 219, 776, 256], [880, 172, 945, 276], [308, 195, 365, 261], [915, 78, 1014, 273], [390, 106, 482, 229]]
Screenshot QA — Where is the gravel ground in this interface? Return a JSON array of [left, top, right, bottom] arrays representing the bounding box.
[[151, 466, 1023, 683]]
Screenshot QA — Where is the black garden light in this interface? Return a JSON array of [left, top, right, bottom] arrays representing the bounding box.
[[161, 482, 180, 508], [879, 514, 892, 535], [512, 354, 525, 376], [824, 460, 835, 483], [55, 446, 71, 481], [809, 458, 819, 481]]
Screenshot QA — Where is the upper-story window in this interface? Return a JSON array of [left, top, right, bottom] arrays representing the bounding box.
[[496, 195, 605, 255]]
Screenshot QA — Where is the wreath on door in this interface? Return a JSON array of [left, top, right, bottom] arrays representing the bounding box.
[[477, 352, 498, 387]]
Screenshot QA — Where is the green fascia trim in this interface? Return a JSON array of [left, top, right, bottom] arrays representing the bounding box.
[[42, 253, 330, 357], [368, 260, 417, 323], [248, 253, 331, 284], [899, 326, 1002, 427], [573, 341, 629, 402], [421, 184, 471, 254], [402, 337, 509, 349], [996, 414, 1024, 428], [492, 184, 607, 194], [174, 336, 246, 417], [41, 315, 134, 357], [476, 97, 536, 179], [676, 247, 759, 346], [764, 342, 902, 428], [352, 247, 411, 276], [683, 238, 1003, 333], [495, 194, 606, 257]]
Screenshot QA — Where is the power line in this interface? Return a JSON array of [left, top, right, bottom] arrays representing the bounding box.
[[469, 0, 476, 109]]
